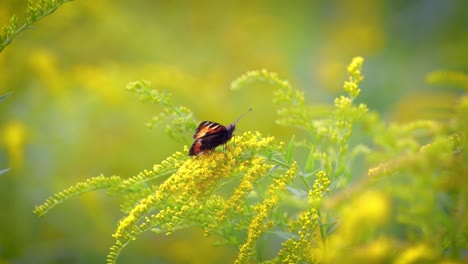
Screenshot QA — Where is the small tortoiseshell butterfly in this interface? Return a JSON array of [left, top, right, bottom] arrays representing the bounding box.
[[189, 108, 252, 156]]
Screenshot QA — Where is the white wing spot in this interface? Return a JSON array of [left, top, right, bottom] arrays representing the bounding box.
[[208, 123, 219, 129]]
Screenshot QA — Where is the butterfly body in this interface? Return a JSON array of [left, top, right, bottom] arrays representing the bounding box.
[[189, 108, 252, 156]]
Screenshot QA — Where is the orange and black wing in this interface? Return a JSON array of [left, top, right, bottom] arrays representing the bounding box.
[[193, 121, 226, 139], [189, 133, 229, 156], [189, 121, 230, 156]]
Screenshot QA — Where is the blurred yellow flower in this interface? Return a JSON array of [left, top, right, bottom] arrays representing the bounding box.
[[320, 190, 390, 262], [426, 70, 468, 91], [347, 190, 390, 226], [72, 64, 125, 105], [2, 120, 26, 170], [28, 49, 65, 97], [350, 238, 394, 262], [395, 244, 437, 264]]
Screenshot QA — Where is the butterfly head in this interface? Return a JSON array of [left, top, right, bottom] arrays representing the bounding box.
[[225, 123, 236, 140]]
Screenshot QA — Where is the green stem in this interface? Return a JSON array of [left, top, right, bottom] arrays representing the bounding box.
[[0, 0, 74, 53]]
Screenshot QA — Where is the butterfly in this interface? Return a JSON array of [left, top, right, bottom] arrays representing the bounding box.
[[189, 108, 252, 156]]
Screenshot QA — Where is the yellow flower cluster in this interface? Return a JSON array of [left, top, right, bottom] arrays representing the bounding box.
[[334, 95, 352, 110], [275, 208, 320, 263], [235, 162, 297, 264], [309, 170, 331, 203], [334, 57, 365, 114], [110, 131, 282, 263], [234, 131, 277, 154], [113, 151, 233, 241], [344, 56, 364, 98], [216, 156, 272, 223]]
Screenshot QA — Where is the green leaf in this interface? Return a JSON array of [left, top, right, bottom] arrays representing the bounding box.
[[268, 230, 295, 240], [0, 92, 12, 103], [304, 145, 315, 173], [285, 135, 295, 164]]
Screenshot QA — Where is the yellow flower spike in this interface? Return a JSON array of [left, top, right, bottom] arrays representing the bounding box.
[[120, 145, 244, 241], [343, 56, 364, 99], [308, 170, 330, 204], [276, 206, 320, 263], [233, 131, 280, 154], [347, 57, 364, 77], [235, 162, 298, 264]]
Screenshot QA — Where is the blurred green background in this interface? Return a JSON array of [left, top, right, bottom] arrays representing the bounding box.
[[0, 0, 466, 263]]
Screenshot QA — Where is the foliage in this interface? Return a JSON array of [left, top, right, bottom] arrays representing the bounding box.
[[0, 0, 72, 53], [125, 80, 198, 142], [0, 92, 12, 103], [34, 57, 468, 263], [0, 93, 12, 175]]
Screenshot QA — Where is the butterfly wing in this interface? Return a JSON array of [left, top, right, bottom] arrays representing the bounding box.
[[189, 109, 251, 156], [189, 123, 231, 156], [189, 133, 229, 156], [193, 121, 226, 139]]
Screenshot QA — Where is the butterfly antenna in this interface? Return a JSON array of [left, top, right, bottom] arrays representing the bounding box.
[[233, 107, 253, 124]]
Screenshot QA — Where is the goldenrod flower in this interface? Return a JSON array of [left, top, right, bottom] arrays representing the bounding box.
[[309, 170, 331, 203], [110, 131, 284, 262], [216, 156, 272, 223], [235, 162, 297, 264], [35, 56, 465, 264]]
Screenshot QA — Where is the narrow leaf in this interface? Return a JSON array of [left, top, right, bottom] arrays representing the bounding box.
[[0, 92, 12, 103], [285, 135, 295, 164], [304, 145, 315, 173]]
